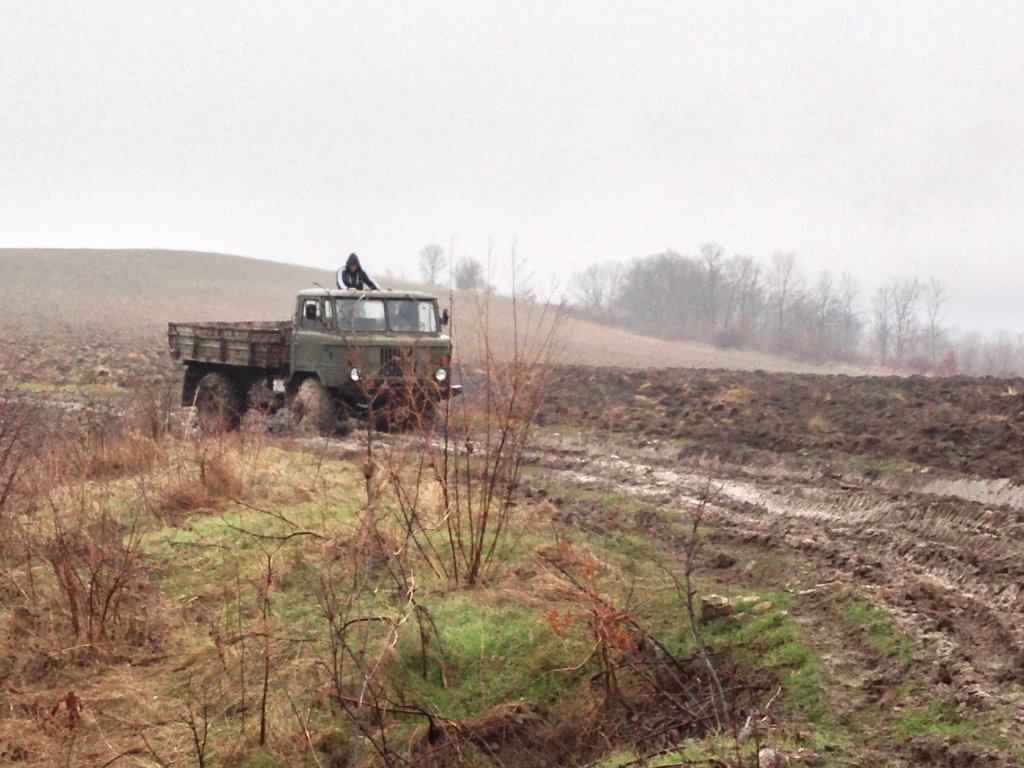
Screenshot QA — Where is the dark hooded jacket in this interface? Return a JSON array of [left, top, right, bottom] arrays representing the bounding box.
[[337, 254, 380, 290]]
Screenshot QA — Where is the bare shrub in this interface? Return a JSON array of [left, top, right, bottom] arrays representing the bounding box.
[[126, 379, 181, 440], [200, 451, 243, 500], [382, 280, 565, 587], [315, 533, 411, 768], [156, 441, 244, 518], [42, 496, 147, 647], [77, 430, 166, 481], [156, 480, 210, 518], [404, 698, 604, 768], [675, 480, 732, 734], [0, 383, 33, 521]]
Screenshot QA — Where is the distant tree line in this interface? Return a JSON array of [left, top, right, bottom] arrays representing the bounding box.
[[572, 244, 1024, 377]]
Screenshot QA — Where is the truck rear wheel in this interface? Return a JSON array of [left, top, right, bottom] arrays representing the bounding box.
[[195, 372, 244, 432], [293, 378, 338, 435]]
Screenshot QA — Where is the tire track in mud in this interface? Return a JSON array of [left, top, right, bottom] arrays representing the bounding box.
[[527, 434, 1024, 734]]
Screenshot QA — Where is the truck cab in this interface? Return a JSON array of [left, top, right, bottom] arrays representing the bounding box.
[[290, 288, 454, 405]]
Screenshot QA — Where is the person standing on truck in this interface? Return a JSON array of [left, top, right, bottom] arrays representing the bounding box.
[[337, 253, 380, 291]]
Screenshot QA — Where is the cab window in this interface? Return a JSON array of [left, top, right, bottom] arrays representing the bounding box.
[[336, 297, 386, 332], [300, 300, 322, 329], [386, 300, 438, 333]]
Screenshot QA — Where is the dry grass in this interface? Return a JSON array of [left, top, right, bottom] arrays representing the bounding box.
[[975, 412, 1008, 423], [78, 431, 167, 481], [807, 414, 831, 434], [0, 405, 346, 767], [713, 384, 756, 406], [403, 695, 609, 768]]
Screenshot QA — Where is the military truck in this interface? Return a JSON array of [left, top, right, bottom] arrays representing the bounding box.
[[168, 288, 456, 432]]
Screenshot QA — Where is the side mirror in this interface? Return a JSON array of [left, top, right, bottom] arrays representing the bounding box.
[[441, 308, 450, 326], [304, 303, 318, 320]]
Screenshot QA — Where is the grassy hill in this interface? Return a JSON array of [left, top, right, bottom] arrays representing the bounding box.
[[0, 249, 861, 385]]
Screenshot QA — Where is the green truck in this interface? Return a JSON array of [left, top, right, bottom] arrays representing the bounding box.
[[168, 288, 456, 432]]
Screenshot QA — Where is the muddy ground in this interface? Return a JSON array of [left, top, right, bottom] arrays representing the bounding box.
[[525, 365, 1024, 764], [521, 427, 1024, 765], [540, 366, 1024, 481]]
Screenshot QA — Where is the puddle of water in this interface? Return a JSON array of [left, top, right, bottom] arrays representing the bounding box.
[[919, 477, 1024, 510]]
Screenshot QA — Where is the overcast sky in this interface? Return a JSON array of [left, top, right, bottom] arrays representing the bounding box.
[[2, 1, 1022, 332]]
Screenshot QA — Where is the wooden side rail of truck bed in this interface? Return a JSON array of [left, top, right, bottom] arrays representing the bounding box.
[[168, 321, 292, 370]]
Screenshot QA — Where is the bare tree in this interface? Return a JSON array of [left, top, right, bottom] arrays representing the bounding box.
[[891, 277, 922, 365], [924, 277, 947, 362], [699, 242, 724, 326], [811, 271, 838, 358], [983, 331, 1018, 376], [453, 257, 484, 290], [418, 244, 447, 285], [839, 272, 861, 360], [736, 257, 763, 344], [721, 255, 754, 334], [768, 252, 799, 347], [572, 262, 622, 315], [598, 244, 956, 370], [956, 331, 984, 375], [872, 285, 891, 365], [613, 251, 698, 337]]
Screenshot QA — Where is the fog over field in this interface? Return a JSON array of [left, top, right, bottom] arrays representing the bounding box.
[[2, 3, 1023, 334]]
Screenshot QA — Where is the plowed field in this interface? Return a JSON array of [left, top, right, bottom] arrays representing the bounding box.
[[541, 366, 1024, 479]]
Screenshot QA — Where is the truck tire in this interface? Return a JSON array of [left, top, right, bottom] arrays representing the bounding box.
[[195, 372, 243, 432], [293, 378, 336, 435]]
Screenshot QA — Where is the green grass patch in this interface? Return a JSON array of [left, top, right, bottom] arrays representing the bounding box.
[[392, 593, 582, 718], [893, 700, 1019, 753], [893, 698, 976, 740], [702, 595, 827, 725], [833, 451, 925, 472], [842, 599, 914, 671], [590, 735, 769, 766]]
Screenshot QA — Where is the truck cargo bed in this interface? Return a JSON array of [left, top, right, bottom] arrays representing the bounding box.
[[168, 321, 291, 369]]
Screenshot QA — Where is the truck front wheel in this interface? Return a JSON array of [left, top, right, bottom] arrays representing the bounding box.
[[293, 378, 340, 435], [195, 372, 244, 432]]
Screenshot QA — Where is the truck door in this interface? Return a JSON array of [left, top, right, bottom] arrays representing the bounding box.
[[292, 298, 329, 374]]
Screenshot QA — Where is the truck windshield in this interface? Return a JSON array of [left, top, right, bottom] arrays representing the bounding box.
[[386, 299, 438, 333], [335, 298, 437, 333], [336, 298, 386, 331]]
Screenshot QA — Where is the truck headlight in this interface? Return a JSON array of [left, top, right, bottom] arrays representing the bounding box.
[[434, 368, 448, 382], [350, 368, 360, 382]]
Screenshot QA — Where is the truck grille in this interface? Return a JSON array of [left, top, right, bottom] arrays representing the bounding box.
[[380, 347, 412, 377]]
